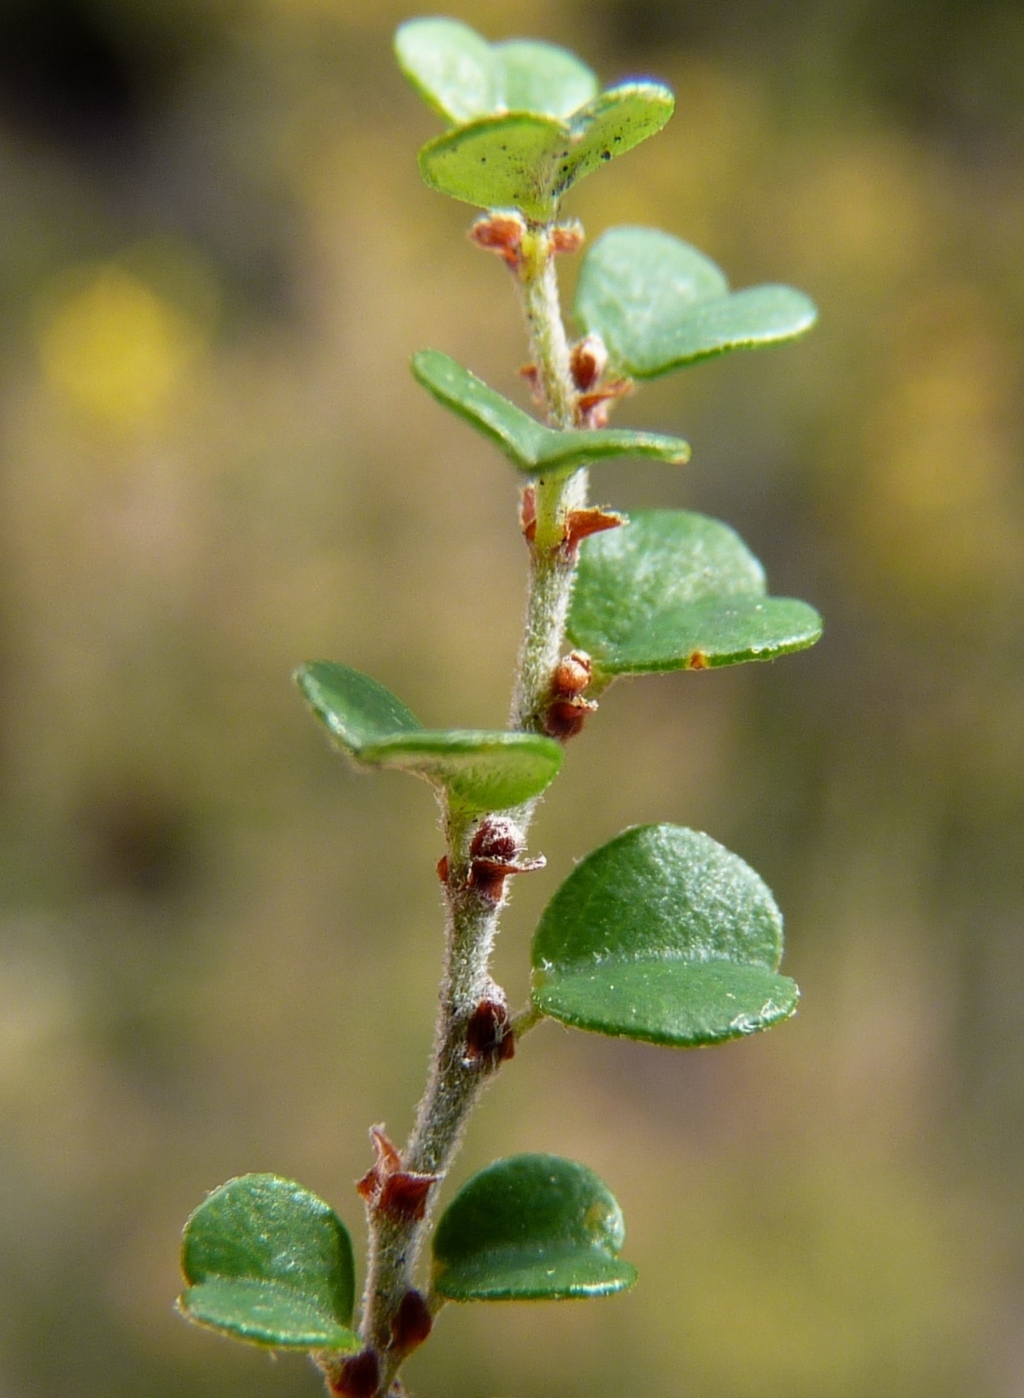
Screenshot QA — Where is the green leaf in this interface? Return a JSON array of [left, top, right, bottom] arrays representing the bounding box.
[[395, 18, 597, 123], [499, 41, 598, 119], [560, 85, 675, 204], [296, 661, 563, 812], [420, 113, 561, 220], [575, 226, 817, 376], [418, 85, 674, 221], [567, 510, 822, 678], [412, 350, 689, 475], [531, 825, 799, 1046], [178, 1174, 360, 1352], [432, 1155, 637, 1301]]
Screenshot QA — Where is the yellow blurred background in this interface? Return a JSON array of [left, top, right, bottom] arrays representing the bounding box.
[[1, 1, 1022, 1395]]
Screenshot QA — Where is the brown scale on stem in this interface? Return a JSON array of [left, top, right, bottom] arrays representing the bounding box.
[[355, 1125, 401, 1203], [562, 505, 624, 556], [388, 1290, 432, 1357], [470, 214, 582, 276], [378, 1173, 435, 1223], [518, 361, 546, 413], [438, 818, 545, 904], [519, 485, 537, 546], [464, 815, 545, 904], [330, 1350, 380, 1398], [569, 333, 607, 392], [577, 377, 634, 428], [464, 998, 516, 1068], [550, 220, 584, 256], [543, 650, 599, 741], [518, 486, 623, 558], [468, 211, 526, 272], [568, 331, 635, 427], [520, 358, 632, 425], [356, 1126, 438, 1223]]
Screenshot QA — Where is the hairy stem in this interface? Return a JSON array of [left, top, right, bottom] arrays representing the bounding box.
[[350, 802, 499, 1377], [519, 225, 576, 430], [339, 221, 583, 1398], [510, 224, 588, 735]]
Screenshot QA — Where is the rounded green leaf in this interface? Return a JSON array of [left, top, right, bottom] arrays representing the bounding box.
[[498, 40, 598, 120], [360, 730, 564, 813], [395, 18, 495, 123], [395, 19, 597, 124], [567, 510, 822, 678], [419, 112, 568, 221], [559, 84, 675, 204], [297, 659, 421, 747], [531, 825, 799, 1046], [178, 1174, 360, 1351], [432, 1155, 637, 1301], [412, 350, 689, 475], [296, 661, 563, 812], [418, 84, 673, 220], [575, 226, 817, 376]]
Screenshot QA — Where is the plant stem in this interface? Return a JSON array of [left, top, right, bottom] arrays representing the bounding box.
[[342, 221, 583, 1398], [519, 226, 576, 430], [510, 224, 588, 735]]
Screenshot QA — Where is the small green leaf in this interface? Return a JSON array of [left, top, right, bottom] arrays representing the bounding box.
[[395, 18, 597, 123], [568, 510, 822, 678], [559, 85, 675, 204], [178, 1174, 360, 1352], [419, 112, 562, 220], [298, 659, 421, 745], [499, 41, 598, 120], [432, 1155, 637, 1301], [395, 17, 494, 123], [531, 825, 799, 1046], [412, 350, 689, 475], [296, 661, 563, 812], [575, 226, 817, 376], [418, 85, 673, 221]]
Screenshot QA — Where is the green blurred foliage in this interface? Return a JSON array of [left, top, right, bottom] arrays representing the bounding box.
[[0, 1, 1021, 1395]]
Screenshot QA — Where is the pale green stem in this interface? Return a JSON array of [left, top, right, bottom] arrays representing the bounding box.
[[338, 220, 583, 1398], [510, 1002, 544, 1039]]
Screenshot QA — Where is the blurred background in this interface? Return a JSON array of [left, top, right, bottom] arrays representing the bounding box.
[[1, 0, 1022, 1395]]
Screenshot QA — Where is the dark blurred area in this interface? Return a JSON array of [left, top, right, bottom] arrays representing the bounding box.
[[0, 1, 1022, 1396]]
